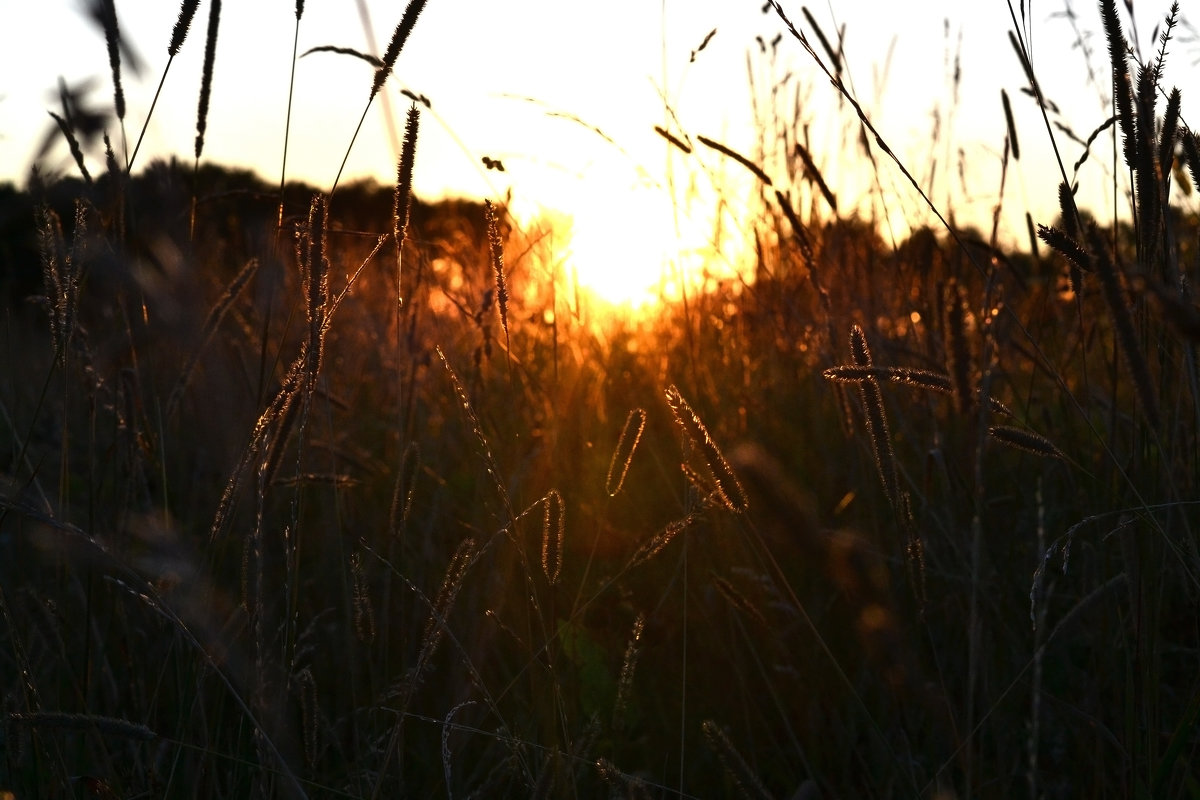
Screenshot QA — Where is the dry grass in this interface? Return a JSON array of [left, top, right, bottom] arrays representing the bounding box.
[[3, 1, 1200, 798]]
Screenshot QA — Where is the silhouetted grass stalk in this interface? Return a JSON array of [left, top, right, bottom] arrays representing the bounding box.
[[190, 0, 221, 239], [332, 0, 428, 195], [276, 0, 306, 231], [127, 0, 200, 172], [96, 0, 128, 161]]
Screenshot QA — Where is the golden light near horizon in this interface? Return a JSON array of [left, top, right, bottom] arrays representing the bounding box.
[[548, 176, 747, 313], [5, 0, 1199, 304]]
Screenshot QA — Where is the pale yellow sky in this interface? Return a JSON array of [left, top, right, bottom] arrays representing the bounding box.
[[3, 0, 1197, 304]]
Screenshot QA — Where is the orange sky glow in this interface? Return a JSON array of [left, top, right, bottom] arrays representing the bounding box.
[[3, 0, 1198, 309]]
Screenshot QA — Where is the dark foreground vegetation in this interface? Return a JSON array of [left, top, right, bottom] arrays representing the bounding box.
[[4, 0, 1200, 797]]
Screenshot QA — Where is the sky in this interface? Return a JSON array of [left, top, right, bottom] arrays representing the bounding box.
[[3, 0, 1198, 306]]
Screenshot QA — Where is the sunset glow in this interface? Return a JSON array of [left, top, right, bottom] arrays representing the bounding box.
[[9, 0, 1197, 296], [8, 0, 1200, 795], [553, 179, 740, 311]]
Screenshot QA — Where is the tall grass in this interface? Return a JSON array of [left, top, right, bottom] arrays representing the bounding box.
[[3, 1, 1200, 798]]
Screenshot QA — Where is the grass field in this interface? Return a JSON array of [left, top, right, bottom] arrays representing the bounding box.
[[3, 0, 1200, 797]]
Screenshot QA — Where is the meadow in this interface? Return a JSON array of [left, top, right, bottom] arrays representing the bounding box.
[[2, 0, 1200, 797]]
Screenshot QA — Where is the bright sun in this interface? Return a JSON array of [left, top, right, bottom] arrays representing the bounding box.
[[558, 180, 740, 312]]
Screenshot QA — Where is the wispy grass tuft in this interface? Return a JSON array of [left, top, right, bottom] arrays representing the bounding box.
[[1100, 0, 1138, 168], [696, 135, 773, 186], [333, 0, 430, 194], [689, 28, 717, 63], [701, 720, 773, 800], [390, 441, 421, 538], [988, 425, 1066, 459], [485, 199, 510, 347], [794, 141, 838, 213], [189, 0, 221, 239], [1182, 127, 1200, 191], [169, 0, 200, 57], [629, 515, 700, 568], [824, 364, 1014, 416], [437, 347, 513, 519], [654, 124, 692, 154], [541, 489, 564, 585], [351, 549, 376, 644], [846, 325, 899, 511], [12, 1, 1200, 796], [1037, 223, 1092, 274], [410, 537, 475, 693], [302, 45, 383, 67], [48, 113, 92, 185], [606, 408, 647, 497], [37, 203, 85, 359], [394, 104, 420, 264], [193, 0, 221, 162], [665, 385, 748, 513], [276, 0, 307, 230], [711, 574, 768, 629], [801, 6, 842, 74], [8, 712, 156, 742], [1001, 88, 1020, 160], [165, 256, 260, 420], [942, 280, 974, 415], [371, 0, 429, 100], [612, 614, 645, 731], [1087, 224, 1161, 428], [95, 0, 126, 131], [128, 0, 200, 171]]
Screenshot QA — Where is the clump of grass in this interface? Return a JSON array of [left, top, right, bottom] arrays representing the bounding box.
[[165, 256, 260, 419], [207, 193, 350, 540], [36, 203, 85, 358], [8, 0, 1200, 796]]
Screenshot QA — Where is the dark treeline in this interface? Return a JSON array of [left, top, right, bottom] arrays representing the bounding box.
[[0, 158, 491, 307]]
